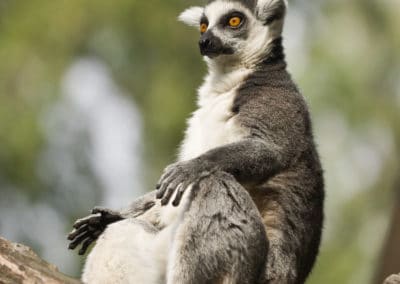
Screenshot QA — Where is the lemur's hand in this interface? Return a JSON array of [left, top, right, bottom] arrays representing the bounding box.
[[68, 207, 123, 255], [156, 158, 217, 206]]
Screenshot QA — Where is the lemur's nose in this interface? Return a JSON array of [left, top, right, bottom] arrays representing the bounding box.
[[198, 31, 228, 57], [199, 38, 211, 50]]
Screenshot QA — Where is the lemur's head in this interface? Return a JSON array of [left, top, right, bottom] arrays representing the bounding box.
[[179, 0, 287, 65]]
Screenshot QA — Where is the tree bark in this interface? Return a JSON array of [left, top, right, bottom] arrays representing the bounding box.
[[383, 274, 400, 284], [0, 236, 80, 284]]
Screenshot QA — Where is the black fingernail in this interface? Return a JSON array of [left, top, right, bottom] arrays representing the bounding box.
[[172, 200, 179, 207], [156, 184, 160, 189]]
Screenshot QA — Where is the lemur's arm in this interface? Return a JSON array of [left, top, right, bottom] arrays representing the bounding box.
[[156, 138, 288, 206], [67, 137, 283, 253], [68, 191, 157, 255], [68, 137, 288, 253]]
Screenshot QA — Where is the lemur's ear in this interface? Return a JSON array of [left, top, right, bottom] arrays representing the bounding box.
[[178, 7, 204, 27], [256, 0, 288, 26]]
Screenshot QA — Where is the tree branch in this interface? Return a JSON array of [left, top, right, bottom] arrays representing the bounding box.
[[0, 237, 80, 284]]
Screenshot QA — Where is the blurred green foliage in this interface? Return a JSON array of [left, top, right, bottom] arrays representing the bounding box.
[[0, 0, 399, 282]]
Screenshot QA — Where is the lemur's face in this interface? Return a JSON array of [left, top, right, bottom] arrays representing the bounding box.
[[179, 0, 286, 63], [198, 2, 253, 58]]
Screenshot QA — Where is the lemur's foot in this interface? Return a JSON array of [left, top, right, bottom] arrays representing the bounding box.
[[68, 207, 123, 255]]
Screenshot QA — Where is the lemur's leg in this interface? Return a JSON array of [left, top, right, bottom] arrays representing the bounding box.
[[249, 173, 324, 284], [166, 172, 268, 284], [68, 191, 157, 255]]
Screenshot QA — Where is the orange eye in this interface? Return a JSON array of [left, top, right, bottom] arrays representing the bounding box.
[[229, 16, 242, 27], [200, 23, 208, 33]]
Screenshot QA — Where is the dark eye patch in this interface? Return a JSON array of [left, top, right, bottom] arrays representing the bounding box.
[[200, 15, 209, 26], [219, 10, 246, 28]]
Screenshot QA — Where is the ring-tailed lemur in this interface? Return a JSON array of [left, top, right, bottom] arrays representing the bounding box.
[[68, 0, 324, 283]]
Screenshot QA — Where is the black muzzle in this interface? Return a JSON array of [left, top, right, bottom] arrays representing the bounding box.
[[199, 32, 234, 58]]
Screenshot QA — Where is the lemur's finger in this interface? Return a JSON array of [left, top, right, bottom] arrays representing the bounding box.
[[93, 207, 123, 223], [156, 174, 176, 199], [68, 224, 90, 240], [163, 163, 178, 175], [77, 226, 106, 255], [158, 163, 182, 187], [172, 183, 185, 207], [93, 229, 103, 239], [95, 207, 119, 216], [160, 186, 176, 206], [67, 230, 76, 241], [156, 171, 172, 189], [91, 207, 109, 215], [164, 179, 181, 199], [173, 182, 198, 207], [156, 169, 175, 190], [73, 214, 99, 229], [69, 231, 92, 250], [79, 238, 94, 255], [156, 184, 167, 199], [157, 178, 169, 197]]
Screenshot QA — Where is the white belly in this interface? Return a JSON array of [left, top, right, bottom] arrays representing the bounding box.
[[82, 219, 167, 284], [179, 89, 247, 161], [82, 188, 193, 284]]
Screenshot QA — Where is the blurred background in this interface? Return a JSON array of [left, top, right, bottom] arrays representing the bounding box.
[[0, 0, 399, 282]]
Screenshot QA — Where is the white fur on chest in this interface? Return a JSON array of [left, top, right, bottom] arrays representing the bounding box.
[[179, 67, 252, 161]]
